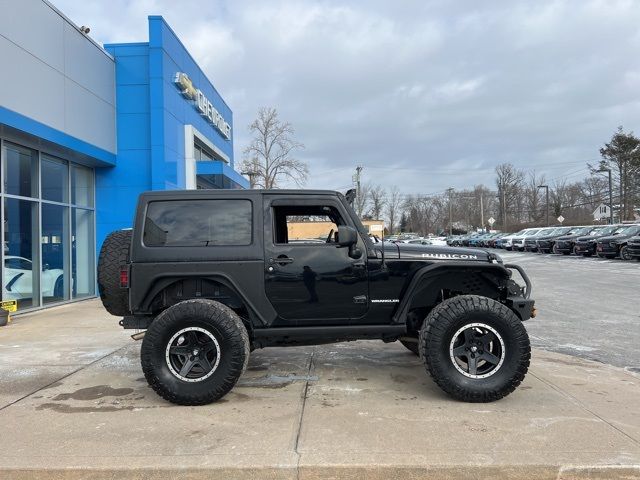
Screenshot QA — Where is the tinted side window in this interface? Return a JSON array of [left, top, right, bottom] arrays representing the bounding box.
[[144, 200, 252, 246]]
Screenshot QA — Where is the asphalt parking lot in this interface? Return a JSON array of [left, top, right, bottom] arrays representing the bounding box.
[[494, 249, 640, 372]]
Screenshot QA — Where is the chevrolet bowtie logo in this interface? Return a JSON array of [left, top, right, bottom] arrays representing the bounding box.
[[174, 72, 197, 100]]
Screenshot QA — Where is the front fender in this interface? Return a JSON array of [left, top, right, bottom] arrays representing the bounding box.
[[392, 262, 516, 324]]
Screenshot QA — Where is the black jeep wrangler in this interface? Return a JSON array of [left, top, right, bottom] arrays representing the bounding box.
[[98, 189, 535, 406]]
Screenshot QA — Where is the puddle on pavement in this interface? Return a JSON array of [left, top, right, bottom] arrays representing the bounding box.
[[238, 374, 318, 389], [36, 403, 136, 414], [52, 385, 134, 401]]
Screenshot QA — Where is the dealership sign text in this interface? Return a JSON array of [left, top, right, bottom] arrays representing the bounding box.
[[174, 72, 231, 140]]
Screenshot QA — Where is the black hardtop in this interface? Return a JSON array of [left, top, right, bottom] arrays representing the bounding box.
[[139, 189, 343, 199]]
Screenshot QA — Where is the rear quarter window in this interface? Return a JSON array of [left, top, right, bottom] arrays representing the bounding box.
[[143, 199, 252, 246]]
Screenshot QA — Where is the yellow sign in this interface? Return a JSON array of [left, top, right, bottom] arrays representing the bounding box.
[[1, 300, 17, 312]]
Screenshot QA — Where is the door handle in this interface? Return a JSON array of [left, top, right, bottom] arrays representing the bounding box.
[[270, 256, 294, 265]]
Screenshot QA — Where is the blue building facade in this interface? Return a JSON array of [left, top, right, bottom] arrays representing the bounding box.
[[0, 2, 245, 312], [98, 16, 247, 251]]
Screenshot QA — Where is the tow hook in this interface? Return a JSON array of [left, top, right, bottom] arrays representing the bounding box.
[[131, 331, 146, 341]]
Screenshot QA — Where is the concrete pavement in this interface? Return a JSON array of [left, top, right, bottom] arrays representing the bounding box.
[[0, 299, 639, 479]]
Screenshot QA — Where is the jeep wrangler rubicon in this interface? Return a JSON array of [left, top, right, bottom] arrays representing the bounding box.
[[98, 189, 535, 405]]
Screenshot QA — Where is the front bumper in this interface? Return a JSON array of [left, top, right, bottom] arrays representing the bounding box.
[[596, 243, 619, 256], [574, 242, 595, 255], [504, 263, 535, 320]]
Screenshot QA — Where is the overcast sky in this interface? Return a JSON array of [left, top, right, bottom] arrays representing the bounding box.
[[56, 0, 640, 195]]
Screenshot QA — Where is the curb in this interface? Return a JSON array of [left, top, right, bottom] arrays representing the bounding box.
[[2, 465, 639, 480]]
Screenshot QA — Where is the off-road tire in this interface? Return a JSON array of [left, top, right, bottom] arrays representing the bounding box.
[[419, 295, 530, 402], [141, 299, 250, 405], [399, 338, 420, 355], [97, 229, 132, 316]]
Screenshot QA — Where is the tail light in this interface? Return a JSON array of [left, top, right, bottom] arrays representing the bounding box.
[[120, 267, 129, 288]]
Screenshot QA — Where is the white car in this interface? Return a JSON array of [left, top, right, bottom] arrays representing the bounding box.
[[3, 256, 65, 301]]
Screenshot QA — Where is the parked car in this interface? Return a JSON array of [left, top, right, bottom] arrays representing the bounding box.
[[499, 230, 527, 251], [535, 227, 573, 253], [488, 233, 507, 248], [502, 228, 539, 251], [98, 189, 535, 405], [3, 255, 65, 301], [468, 233, 492, 247], [511, 228, 543, 252], [553, 226, 602, 255], [596, 224, 640, 259], [522, 227, 559, 252], [626, 235, 640, 261], [573, 225, 623, 257]]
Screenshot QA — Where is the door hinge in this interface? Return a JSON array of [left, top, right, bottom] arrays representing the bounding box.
[[353, 295, 367, 304]]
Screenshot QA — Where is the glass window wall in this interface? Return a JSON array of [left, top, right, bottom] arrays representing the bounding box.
[[1, 138, 96, 312]]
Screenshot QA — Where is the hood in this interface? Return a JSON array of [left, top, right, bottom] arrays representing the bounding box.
[[577, 233, 610, 242], [556, 233, 584, 241], [598, 234, 630, 242], [378, 242, 492, 261]]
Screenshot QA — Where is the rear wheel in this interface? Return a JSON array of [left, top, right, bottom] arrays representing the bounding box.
[[97, 230, 132, 316], [141, 299, 250, 405], [419, 295, 530, 402]]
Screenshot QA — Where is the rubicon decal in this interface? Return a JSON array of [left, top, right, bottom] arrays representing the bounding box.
[[371, 299, 400, 303], [421, 253, 478, 260]]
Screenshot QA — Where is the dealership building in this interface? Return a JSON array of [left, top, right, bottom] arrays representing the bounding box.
[[0, 1, 247, 312]]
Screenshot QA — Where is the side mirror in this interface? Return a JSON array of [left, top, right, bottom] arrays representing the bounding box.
[[337, 225, 358, 247]]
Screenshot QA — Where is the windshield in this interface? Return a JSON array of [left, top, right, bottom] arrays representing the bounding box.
[[554, 227, 572, 235], [618, 225, 640, 236], [590, 226, 610, 235], [571, 227, 592, 235]]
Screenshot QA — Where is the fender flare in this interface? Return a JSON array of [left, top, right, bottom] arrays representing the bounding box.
[[391, 261, 512, 324], [139, 272, 276, 327]]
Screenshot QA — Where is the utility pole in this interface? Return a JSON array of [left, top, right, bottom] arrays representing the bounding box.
[[353, 165, 363, 216], [537, 185, 549, 226], [479, 193, 484, 231], [447, 187, 454, 235]]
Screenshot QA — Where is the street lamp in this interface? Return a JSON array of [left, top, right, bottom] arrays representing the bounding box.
[[241, 170, 258, 189], [537, 185, 549, 226], [594, 168, 613, 224], [446, 187, 454, 235]]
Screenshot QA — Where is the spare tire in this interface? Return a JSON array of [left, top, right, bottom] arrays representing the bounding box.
[[97, 229, 132, 317]]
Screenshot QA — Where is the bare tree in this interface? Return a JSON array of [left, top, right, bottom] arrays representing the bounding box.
[[368, 184, 387, 220], [241, 107, 307, 189], [355, 182, 371, 218], [495, 163, 524, 230], [386, 186, 402, 234], [525, 172, 546, 223]]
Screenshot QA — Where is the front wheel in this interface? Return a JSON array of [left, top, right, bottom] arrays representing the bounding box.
[[141, 299, 250, 405], [620, 246, 631, 261], [419, 295, 530, 402]]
